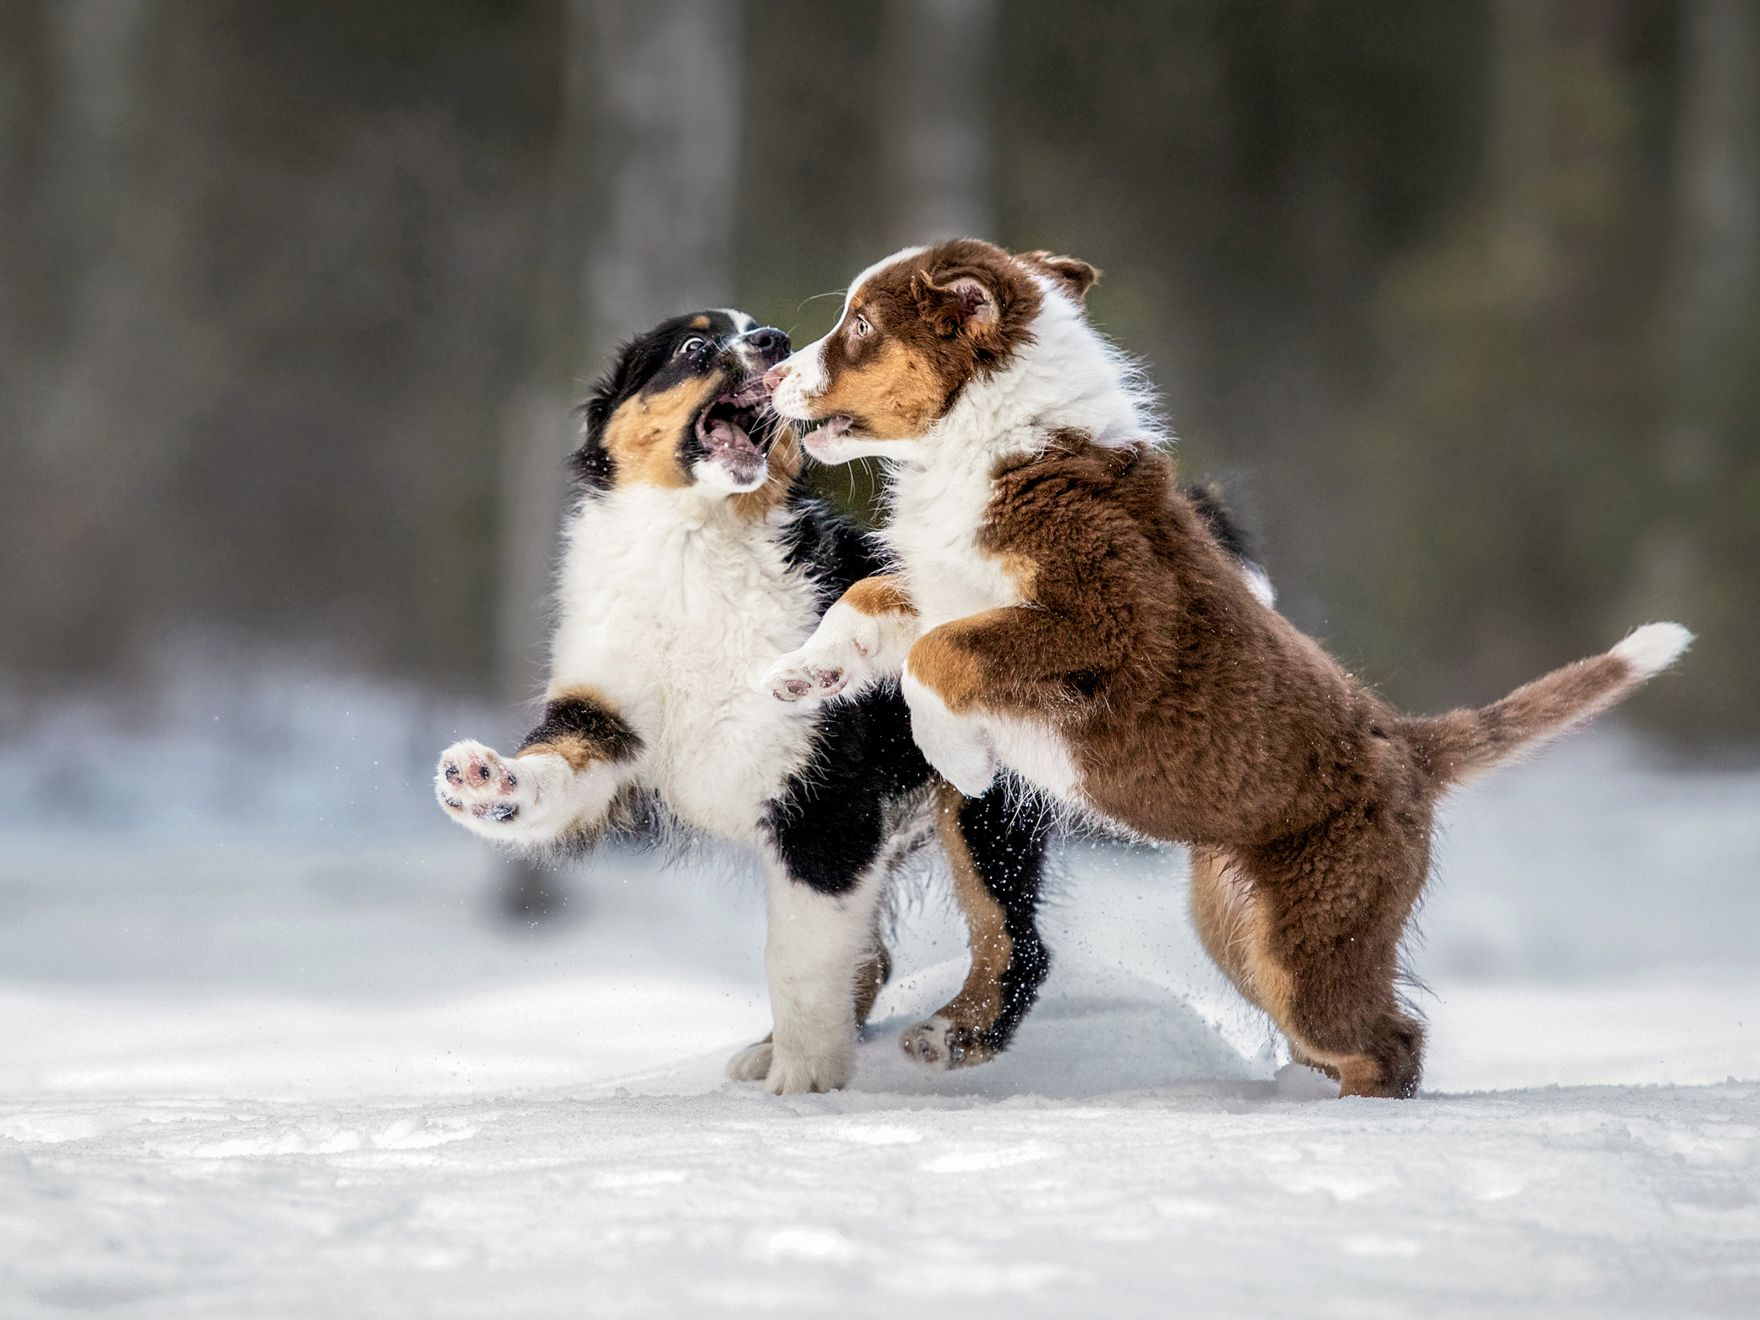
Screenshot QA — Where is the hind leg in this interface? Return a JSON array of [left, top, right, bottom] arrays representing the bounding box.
[[901, 782, 1053, 1068], [1189, 846, 1337, 1078], [1197, 831, 1427, 1099]]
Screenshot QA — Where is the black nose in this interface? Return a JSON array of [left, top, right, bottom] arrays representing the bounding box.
[[747, 327, 789, 364]]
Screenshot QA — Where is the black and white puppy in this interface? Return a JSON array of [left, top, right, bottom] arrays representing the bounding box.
[[436, 311, 1059, 1092]]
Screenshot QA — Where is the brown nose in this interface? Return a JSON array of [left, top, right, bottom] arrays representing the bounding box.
[[763, 362, 792, 392]]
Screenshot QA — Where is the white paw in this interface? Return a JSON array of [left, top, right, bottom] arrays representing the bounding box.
[[763, 1047, 854, 1095], [763, 653, 852, 705], [913, 719, 997, 798], [726, 1039, 774, 1083], [435, 740, 531, 826], [901, 674, 997, 798]]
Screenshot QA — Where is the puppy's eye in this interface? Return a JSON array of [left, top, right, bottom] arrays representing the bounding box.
[[676, 336, 709, 358], [852, 315, 872, 338]]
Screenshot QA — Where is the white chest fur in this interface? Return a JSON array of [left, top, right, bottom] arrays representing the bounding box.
[[549, 488, 824, 840], [884, 452, 1023, 627]]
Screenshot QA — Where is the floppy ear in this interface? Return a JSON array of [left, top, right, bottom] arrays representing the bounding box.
[[579, 333, 661, 438], [1020, 250, 1101, 304], [914, 268, 1002, 341]]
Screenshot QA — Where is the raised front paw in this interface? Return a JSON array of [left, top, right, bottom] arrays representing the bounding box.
[[901, 674, 997, 798], [435, 740, 528, 825], [763, 650, 855, 705]]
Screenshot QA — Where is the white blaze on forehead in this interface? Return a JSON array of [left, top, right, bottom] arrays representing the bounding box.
[[717, 308, 757, 335], [776, 245, 930, 409], [840, 244, 929, 322]]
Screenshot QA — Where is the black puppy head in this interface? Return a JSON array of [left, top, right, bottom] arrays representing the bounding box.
[[573, 311, 790, 499]]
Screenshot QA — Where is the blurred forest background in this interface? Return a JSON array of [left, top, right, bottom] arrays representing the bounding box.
[[2, 0, 1755, 814]]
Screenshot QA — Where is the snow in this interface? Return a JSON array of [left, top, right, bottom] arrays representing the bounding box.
[[1, 727, 1757, 1318]]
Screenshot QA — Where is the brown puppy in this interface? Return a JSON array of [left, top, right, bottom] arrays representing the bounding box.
[[761, 239, 1691, 1098]]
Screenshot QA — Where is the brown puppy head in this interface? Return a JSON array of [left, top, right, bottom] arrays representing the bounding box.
[[573, 310, 795, 501], [765, 240, 1102, 463]]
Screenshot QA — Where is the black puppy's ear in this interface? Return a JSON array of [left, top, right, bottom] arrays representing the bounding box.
[[1019, 250, 1101, 304], [580, 333, 659, 439], [573, 332, 663, 494]]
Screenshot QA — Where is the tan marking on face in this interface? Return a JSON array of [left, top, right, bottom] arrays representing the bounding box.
[[689, 314, 711, 329], [926, 782, 1010, 1060], [730, 426, 802, 521], [600, 375, 719, 489], [813, 337, 947, 439], [842, 574, 917, 618]]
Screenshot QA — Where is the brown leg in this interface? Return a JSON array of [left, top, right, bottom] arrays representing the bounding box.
[[1199, 824, 1428, 1100], [900, 782, 1052, 1068], [852, 935, 893, 1031]]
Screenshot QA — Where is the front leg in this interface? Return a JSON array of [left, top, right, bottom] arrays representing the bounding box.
[[736, 736, 895, 1094], [902, 607, 1099, 798], [749, 857, 890, 1094], [763, 574, 920, 707], [436, 686, 641, 852]]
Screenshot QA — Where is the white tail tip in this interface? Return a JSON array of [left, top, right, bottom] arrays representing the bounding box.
[[1611, 622, 1693, 678]]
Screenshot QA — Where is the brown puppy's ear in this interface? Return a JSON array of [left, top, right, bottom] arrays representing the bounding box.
[[914, 268, 1002, 341], [1019, 250, 1101, 304]]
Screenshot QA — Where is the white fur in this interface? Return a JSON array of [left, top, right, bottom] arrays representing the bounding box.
[[438, 476, 888, 1094], [435, 741, 623, 847], [757, 850, 889, 1094], [899, 668, 997, 799], [761, 596, 920, 706], [1611, 622, 1693, 678], [543, 485, 824, 841], [988, 715, 1082, 799], [1244, 564, 1277, 608]]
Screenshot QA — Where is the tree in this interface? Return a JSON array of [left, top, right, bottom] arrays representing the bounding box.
[[881, 0, 997, 245]]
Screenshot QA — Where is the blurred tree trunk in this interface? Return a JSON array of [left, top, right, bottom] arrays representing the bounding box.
[[832, 0, 994, 522], [494, 0, 743, 917], [1634, 0, 1759, 738], [881, 0, 996, 245], [1485, 0, 1551, 282]]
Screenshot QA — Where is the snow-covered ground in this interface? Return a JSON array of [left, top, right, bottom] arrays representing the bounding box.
[[1, 725, 1756, 1318]]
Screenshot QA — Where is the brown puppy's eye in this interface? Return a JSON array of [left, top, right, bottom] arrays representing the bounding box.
[[852, 315, 871, 339], [676, 336, 708, 358]]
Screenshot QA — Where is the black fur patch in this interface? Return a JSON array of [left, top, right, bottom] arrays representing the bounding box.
[[763, 690, 930, 895], [517, 694, 643, 763], [777, 489, 891, 608], [1183, 480, 1258, 568], [957, 786, 1056, 1054]]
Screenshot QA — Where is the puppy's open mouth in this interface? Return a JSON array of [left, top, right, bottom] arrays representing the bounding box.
[[795, 414, 855, 445], [695, 380, 770, 477]]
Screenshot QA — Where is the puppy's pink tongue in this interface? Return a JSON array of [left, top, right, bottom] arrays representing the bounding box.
[[705, 419, 738, 449]]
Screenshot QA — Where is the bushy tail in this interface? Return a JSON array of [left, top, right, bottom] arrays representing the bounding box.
[[1408, 623, 1692, 789]]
